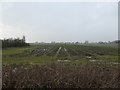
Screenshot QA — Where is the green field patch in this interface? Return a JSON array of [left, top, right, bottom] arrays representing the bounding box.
[[2, 46, 38, 56], [2, 44, 118, 66], [3, 56, 55, 65], [96, 55, 118, 62]]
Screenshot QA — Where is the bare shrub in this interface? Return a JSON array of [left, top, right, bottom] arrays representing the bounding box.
[[2, 63, 120, 88]]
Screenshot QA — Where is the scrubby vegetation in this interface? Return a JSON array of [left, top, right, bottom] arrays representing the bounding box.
[[2, 63, 120, 88]]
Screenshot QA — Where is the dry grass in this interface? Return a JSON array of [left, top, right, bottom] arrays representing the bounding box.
[[2, 63, 120, 88]]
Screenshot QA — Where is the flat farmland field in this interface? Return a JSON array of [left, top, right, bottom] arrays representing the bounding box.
[[2, 44, 120, 88]]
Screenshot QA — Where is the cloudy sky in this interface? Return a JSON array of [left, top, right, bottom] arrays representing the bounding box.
[[0, 2, 118, 43]]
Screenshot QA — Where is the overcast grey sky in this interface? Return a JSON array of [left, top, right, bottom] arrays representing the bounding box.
[[0, 2, 118, 43]]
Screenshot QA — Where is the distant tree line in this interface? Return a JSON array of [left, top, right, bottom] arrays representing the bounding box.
[[112, 40, 120, 44], [98, 40, 120, 44], [2, 36, 29, 48]]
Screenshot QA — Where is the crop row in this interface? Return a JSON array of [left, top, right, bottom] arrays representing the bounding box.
[[8, 44, 118, 60]]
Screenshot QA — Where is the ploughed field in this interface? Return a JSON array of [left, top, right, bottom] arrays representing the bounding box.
[[2, 44, 120, 88]]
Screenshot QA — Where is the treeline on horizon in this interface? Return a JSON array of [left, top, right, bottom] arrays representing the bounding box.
[[35, 40, 120, 44], [1, 36, 120, 48], [1, 36, 29, 48]]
